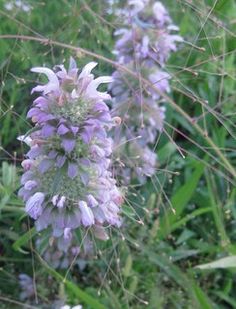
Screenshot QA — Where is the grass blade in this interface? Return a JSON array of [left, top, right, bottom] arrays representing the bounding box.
[[36, 251, 106, 309], [13, 227, 36, 253], [158, 161, 205, 239]]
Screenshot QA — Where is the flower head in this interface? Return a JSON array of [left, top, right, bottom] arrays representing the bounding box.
[[110, 0, 182, 183], [115, 0, 183, 66], [19, 58, 123, 249]]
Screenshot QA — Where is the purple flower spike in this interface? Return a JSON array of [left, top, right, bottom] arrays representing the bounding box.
[[110, 0, 182, 184], [19, 58, 123, 250]]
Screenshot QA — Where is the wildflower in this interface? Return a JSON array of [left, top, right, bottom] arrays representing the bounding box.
[[115, 0, 183, 66], [19, 58, 123, 249], [110, 0, 182, 183]]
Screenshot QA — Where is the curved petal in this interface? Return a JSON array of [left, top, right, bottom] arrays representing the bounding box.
[[79, 201, 95, 226], [31, 67, 60, 95], [79, 62, 97, 79], [86, 76, 113, 100], [17, 135, 33, 146]]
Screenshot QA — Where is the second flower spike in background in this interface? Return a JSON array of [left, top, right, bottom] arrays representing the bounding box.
[[110, 0, 183, 184]]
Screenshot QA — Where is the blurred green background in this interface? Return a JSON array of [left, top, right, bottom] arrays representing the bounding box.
[[0, 0, 236, 308]]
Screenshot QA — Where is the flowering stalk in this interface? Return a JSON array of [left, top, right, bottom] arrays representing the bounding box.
[[19, 58, 123, 250], [110, 0, 182, 183]]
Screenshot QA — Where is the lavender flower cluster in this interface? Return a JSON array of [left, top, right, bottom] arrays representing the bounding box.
[[19, 58, 123, 250], [110, 0, 182, 183]]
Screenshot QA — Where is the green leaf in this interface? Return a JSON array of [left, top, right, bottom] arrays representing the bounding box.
[[190, 281, 212, 309], [176, 229, 196, 245], [214, 0, 234, 13], [158, 161, 205, 239], [158, 142, 177, 164], [36, 252, 106, 309], [171, 207, 212, 232], [1, 162, 17, 187], [139, 243, 213, 308], [213, 291, 236, 308], [195, 256, 236, 270], [122, 205, 138, 223], [13, 227, 37, 254], [123, 254, 132, 277]]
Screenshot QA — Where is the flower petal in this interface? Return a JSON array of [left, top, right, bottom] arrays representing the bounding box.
[[57, 124, 70, 135], [38, 159, 53, 173], [31, 67, 60, 95], [61, 138, 76, 153], [79, 62, 97, 79], [86, 76, 113, 100], [68, 162, 78, 179], [56, 155, 66, 168], [25, 192, 44, 220], [17, 135, 33, 147], [79, 201, 95, 226]]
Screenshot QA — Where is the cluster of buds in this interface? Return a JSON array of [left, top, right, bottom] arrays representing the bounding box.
[[110, 0, 182, 183], [19, 58, 123, 250]]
